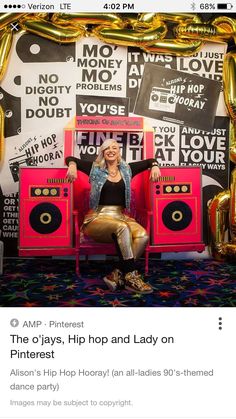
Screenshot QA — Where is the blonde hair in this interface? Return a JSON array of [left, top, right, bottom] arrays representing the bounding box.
[[95, 139, 122, 169]]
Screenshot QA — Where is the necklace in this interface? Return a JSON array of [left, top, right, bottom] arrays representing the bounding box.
[[108, 169, 119, 178]]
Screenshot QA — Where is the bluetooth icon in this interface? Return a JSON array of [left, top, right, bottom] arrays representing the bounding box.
[[191, 2, 196, 9]]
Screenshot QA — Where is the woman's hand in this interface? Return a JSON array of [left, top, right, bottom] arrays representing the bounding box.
[[66, 162, 77, 182], [149, 165, 161, 182]]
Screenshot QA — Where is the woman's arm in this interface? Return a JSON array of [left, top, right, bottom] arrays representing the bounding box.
[[65, 157, 93, 182], [129, 159, 161, 181]]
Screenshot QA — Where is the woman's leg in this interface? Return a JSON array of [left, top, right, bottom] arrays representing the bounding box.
[[83, 209, 152, 293], [84, 215, 134, 260], [123, 216, 149, 260], [117, 216, 152, 294], [83, 212, 133, 290]]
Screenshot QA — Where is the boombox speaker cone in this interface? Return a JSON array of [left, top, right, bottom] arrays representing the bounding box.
[[162, 200, 192, 231], [29, 202, 62, 234]]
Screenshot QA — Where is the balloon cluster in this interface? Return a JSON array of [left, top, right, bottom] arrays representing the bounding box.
[[208, 51, 236, 260], [208, 49, 236, 260], [0, 13, 235, 80], [207, 17, 236, 260]]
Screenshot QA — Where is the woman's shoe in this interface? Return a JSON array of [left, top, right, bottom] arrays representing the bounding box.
[[124, 270, 153, 294], [103, 269, 124, 291]]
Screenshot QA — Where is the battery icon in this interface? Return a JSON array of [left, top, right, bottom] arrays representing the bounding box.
[[217, 3, 233, 8]]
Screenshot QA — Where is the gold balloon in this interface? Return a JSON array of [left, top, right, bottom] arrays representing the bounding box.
[[208, 166, 236, 260], [223, 51, 236, 123], [19, 17, 85, 43], [92, 22, 167, 47], [0, 105, 4, 163], [211, 15, 236, 41], [0, 13, 27, 30], [133, 13, 160, 30], [141, 39, 203, 56], [229, 122, 236, 164], [208, 189, 230, 260], [158, 13, 202, 24], [175, 22, 233, 42], [0, 27, 13, 82], [30, 13, 49, 20], [52, 13, 124, 28], [137, 12, 201, 27], [120, 14, 139, 28], [229, 168, 236, 242]]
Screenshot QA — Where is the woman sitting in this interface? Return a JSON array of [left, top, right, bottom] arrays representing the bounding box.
[[66, 139, 161, 294]]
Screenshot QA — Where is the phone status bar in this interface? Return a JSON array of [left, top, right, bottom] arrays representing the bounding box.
[[0, 0, 235, 13]]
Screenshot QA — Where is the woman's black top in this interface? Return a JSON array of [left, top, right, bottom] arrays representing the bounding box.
[[65, 157, 157, 207]]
